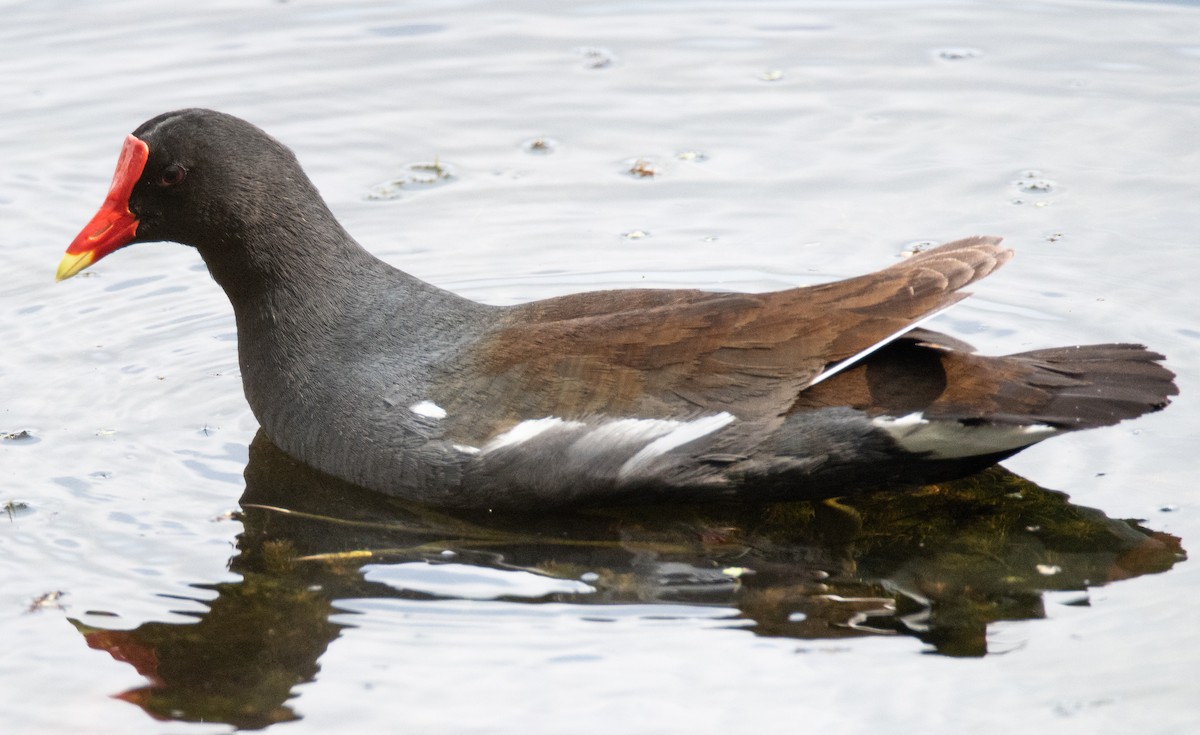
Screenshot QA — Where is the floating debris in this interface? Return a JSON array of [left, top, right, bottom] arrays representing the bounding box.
[[2, 429, 32, 441], [675, 150, 708, 162], [934, 47, 982, 61], [625, 158, 660, 178], [621, 230, 650, 240], [28, 590, 67, 613], [900, 241, 937, 258], [1010, 170, 1058, 207], [574, 46, 615, 69], [366, 160, 457, 201], [1015, 170, 1056, 194], [1018, 179, 1055, 193], [1036, 564, 1062, 576], [521, 137, 558, 155], [760, 69, 785, 81], [4, 500, 30, 521]]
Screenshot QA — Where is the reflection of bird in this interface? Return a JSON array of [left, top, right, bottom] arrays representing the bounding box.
[[58, 109, 1176, 509]]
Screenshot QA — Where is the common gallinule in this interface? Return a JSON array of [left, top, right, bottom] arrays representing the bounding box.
[[57, 109, 1176, 510]]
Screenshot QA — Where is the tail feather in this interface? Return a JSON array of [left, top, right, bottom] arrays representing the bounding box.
[[793, 336, 1176, 435], [1006, 343, 1176, 429]]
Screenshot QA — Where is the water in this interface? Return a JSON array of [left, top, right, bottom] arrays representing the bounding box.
[[2, 0, 1198, 732]]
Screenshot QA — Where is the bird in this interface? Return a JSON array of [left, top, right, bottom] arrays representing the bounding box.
[[57, 109, 1177, 511]]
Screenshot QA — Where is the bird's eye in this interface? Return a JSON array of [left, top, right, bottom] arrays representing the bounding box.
[[157, 163, 188, 187]]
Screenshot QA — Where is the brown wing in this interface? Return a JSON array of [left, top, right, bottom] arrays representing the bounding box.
[[437, 237, 1011, 440]]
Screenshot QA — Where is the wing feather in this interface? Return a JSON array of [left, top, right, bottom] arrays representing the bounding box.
[[435, 237, 1012, 442]]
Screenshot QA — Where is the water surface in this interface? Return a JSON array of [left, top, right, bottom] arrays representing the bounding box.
[[2, 1, 1198, 733]]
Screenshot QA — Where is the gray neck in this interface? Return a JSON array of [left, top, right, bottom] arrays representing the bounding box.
[[215, 227, 499, 458]]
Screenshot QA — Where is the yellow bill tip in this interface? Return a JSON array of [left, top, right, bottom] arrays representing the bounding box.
[[56, 251, 95, 282]]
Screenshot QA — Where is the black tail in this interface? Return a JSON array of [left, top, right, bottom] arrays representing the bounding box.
[[1000, 343, 1177, 429], [793, 334, 1176, 433]]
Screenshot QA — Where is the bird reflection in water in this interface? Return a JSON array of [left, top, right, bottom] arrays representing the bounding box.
[[74, 430, 1183, 730]]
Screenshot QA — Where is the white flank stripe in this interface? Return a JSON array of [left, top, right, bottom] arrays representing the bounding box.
[[619, 412, 736, 479], [570, 418, 681, 457], [872, 412, 1059, 459], [483, 417, 585, 453], [410, 400, 447, 419]]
